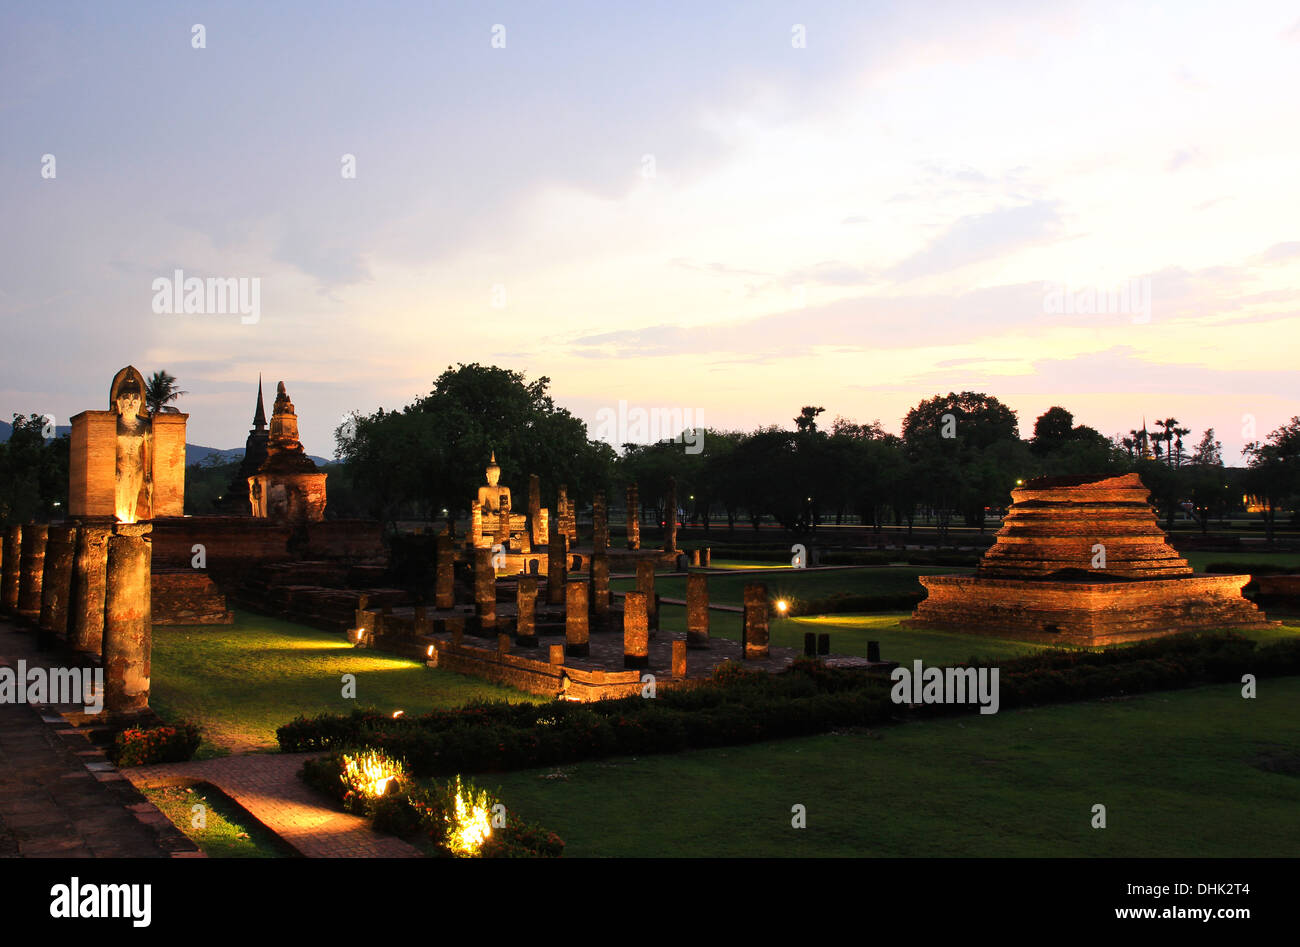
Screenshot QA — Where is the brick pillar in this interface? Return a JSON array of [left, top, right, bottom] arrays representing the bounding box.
[[565, 580, 589, 657], [672, 640, 687, 680], [691, 548, 700, 567], [626, 483, 640, 550], [558, 485, 577, 546], [593, 490, 608, 554], [2, 524, 21, 613], [538, 508, 550, 547], [69, 522, 110, 656], [39, 525, 77, 640], [516, 576, 538, 647], [687, 572, 710, 648], [636, 560, 656, 630], [103, 523, 152, 715], [470, 499, 483, 548], [590, 554, 610, 624], [703, 547, 711, 568], [664, 476, 678, 553], [547, 533, 568, 606], [496, 500, 510, 546], [435, 533, 455, 608], [529, 474, 543, 547], [17, 523, 48, 621], [743, 582, 770, 660], [473, 547, 496, 630], [623, 591, 649, 669]]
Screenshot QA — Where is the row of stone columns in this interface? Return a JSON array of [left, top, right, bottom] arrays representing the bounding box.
[[1, 520, 152, 715]]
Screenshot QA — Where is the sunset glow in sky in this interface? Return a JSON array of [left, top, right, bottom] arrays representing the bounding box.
[[3, 1, 1298, 459]]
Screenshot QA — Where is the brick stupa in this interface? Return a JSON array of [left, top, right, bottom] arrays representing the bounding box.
[[905, 473, 1275, 646]]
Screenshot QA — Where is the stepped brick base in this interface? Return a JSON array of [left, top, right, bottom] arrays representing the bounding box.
[[907, 473, 1277, 646], [151, 569, 233, 625], [906, 573, 1276, 646]]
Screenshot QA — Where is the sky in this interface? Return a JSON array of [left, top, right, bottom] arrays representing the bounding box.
[[2, 0, 1298, 461]]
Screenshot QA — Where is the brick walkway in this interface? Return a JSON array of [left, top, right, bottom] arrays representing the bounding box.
[[125, 755, 421, 858], [0, 622, 200, 858]]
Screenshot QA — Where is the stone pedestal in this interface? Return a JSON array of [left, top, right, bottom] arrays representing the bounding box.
[[39, 525, 77, 640], [687, 572, 710, 648], [690, 549, 700, 567], [2, 525, 21, 613], [591, 554, 610, 622], [69, 523, 111, 655], [636, 561, 657, 630], [623, 591, 649, 669], [565, 580, 589, 657], [516, 576, 538, 647], [626, 483, 640, 550], [743, 582, 769, 660], [473, 547, 497, 630], [435, 533, 455, 608], [17, 524, 48, 621], [547, 533, 568, 606], [104, 523, 152, 714]]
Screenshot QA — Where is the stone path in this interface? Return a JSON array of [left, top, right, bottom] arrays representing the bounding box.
[[0, 622, 200, 858], [125, 754, 421, 858]]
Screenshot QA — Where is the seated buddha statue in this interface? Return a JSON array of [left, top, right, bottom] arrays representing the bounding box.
[[477, 452, 512, 514]]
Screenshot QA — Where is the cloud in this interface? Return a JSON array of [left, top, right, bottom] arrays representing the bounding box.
[[1165, 148, 1200, 172], [1255, 241, 1300, 263], [886, 201, 1064, 281]]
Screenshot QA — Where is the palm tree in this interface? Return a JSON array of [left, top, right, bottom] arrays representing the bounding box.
[[145, 371, 187, 415], [1154, 418, 1179, 467], [1172, 425, 1191, 466]]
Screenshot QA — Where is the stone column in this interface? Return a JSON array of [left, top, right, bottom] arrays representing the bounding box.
[[703, 547, 711, 568], [496, 499, 510, 546], [104, 523, 152, 715], [473, 547, 496, 630], [671, 640, 687, 680], [636, 560, 657, 630], [528, 474, 543, 546], [626, 483, 640, 550], [69, 522, 111, 656], [435, 533, 455, 609], [39, 525, 77, 641], [743, 582, 769, 660], [537, 508, 550, 547], [664, 476, 678, 553], [564, 580, 589, 657], [687, 572, 710, 648], [691, 548, 700, 567], [593, 490, 608, 554], [2, 525, 21, 613], [516, 576, 538, 647], [17, 523, 48, 622], [557, 485, 576, 546], [590, 554, 610, 625], [547, 532, 568, 606], [470, 499, 484, 548], [623, 591, 649, 669]]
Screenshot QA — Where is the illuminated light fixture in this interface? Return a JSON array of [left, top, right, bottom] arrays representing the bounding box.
[[426, 645, 436, 658], [392, 710, 404, 718], [776, 599, 789, 615]]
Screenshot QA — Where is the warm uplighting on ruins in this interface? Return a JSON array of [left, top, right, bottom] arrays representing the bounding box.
[[445, 776, 494, 857], [341, 749, 404, 800]]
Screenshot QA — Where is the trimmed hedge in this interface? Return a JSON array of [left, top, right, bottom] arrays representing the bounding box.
[[279, 635, 1300, 776]]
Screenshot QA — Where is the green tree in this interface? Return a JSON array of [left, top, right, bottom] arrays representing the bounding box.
[[145, 370, 187, 415], [1242, 417, 1300, 543]]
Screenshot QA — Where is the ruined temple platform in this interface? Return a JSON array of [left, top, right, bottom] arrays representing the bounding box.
[[906, 473, 1276, 647]]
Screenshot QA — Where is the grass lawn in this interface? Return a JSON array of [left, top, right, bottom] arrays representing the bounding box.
[[139, 782, 296, 858], [482, 676, 1300, 857], [612, 564, 970, 608], [151, 613, 538, 756], [1184, 550, 1300, 571]]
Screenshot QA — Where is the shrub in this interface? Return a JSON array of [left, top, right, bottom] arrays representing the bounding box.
[[110, 722, 202, 767]]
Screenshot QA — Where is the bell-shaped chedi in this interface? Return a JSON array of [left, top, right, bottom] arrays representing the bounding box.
[[906, 473, 1275, 646], [248, 381, 327, 524]]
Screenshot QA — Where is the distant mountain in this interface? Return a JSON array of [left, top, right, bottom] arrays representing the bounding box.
[[0, 423, 329, 467]]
